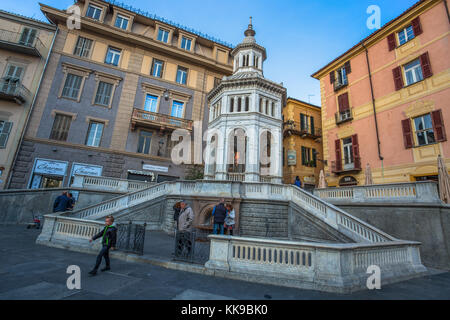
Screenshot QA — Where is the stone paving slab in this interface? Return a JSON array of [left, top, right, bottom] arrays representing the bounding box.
[[0, 281, 79, 300], [173, 289, 236, 300], [0, 225, 450, 300]]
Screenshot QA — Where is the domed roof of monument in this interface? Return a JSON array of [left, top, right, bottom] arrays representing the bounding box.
[[231, 17, 267, 61]]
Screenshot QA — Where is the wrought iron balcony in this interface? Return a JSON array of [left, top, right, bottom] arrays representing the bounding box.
[[335, 108, 353, 125], [131, 108, 193, 131], [333, 79, 348, 91], [0, 29, 47, 57], [283, 121, 322, 139], [0, 79, 32, 104], [331, 158, 362, 175]]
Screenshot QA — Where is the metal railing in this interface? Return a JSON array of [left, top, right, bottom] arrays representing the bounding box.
[[0, 79, 32, 104], [283, 121, 322, 138], [335, 108, 353, 125], [131, 108, 193, 131], [0, 29, 47, 57]]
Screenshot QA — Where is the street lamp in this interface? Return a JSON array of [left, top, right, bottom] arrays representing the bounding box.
[[163, 89, 170, 101]]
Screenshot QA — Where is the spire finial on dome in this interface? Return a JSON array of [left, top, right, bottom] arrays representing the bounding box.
[[244, 16, 256, 37]]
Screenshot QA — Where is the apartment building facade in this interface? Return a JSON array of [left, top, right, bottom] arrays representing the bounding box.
[[312, 0, 450, 187], [0, 10, 56, 189], [282, 98, 323, 190], [8, 0, 233, 189]]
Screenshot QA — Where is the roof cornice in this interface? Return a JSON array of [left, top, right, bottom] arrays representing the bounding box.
[[40, 4, 233, 74]]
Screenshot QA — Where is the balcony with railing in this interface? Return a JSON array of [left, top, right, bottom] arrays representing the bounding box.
[[335, 108, 353, 125], [283, 121, 322, 140], [0, 79, 32, 104], [0, 29, 47, 57], [331, 158, 362, 175], [131, 108, 193, 132], [333, 78, 348, 91]]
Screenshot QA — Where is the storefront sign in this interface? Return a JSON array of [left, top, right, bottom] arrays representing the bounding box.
[[33, 159, 68, 176], [287, 150, 297, 166], [304, 176, 315, 184], [71, 163, 103, 178], [143, 164, 169, 173], [339, 176, 358, 186]]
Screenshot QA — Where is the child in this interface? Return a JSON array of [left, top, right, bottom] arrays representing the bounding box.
[[224, 204, 235, 236], [88, 215, 117, 276]]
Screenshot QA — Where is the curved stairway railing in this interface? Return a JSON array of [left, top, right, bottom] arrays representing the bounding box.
[[52, 180, 395, 244]]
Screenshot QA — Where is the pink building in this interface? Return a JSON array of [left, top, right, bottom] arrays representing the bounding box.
[[312, 0, 450, 186]]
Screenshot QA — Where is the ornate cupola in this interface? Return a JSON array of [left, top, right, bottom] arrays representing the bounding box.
[[230, 17, 267, 75], [204, 18, 286, 184]]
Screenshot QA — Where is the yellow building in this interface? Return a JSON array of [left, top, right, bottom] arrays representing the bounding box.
[[282, 97, 323, 191], [0, 10, 56, 189]]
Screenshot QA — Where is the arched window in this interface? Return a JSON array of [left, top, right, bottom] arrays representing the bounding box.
[[259, 97, 263, 113], [245, 97, 249, 112], [265, 100, 269, 115], [237, 97, 242, 112], [230, 97, 234, 113], [271, 102, 275, 117]]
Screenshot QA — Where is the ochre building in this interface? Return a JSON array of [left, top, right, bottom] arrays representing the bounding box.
[[282, 97, 323, 191]]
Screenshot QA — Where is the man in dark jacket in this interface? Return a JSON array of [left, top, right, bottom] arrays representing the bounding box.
[[88, 216, 117, 276], [53, 191, 70, 213], [212, 198, 227, 235]]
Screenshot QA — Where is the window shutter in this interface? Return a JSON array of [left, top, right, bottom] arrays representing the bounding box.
[[387, 33, 397, 51], [310, 116, 315, 135], [329, 71, 335, 84], [0, 121, 13, 148], [300, 114, 306, 131], [420, 52, 433, 78], [301, 146, 305, 165], [352, 134, 361, 169], [338, 93, 349, 112], [392, 67, 404, 91], [412, 17, 423, 36], [431, 109, 447, 142], [335, 139, 342, 172], [312, 148, 317, 167], [344, 61, 351, 74], [401, 119, 414, 149]]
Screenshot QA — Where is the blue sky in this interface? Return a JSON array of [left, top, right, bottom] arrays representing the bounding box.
[[1, 0, 418, 106]]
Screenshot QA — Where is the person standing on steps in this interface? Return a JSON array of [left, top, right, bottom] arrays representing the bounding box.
[[212, 198, 227, 235], [294, 176, 302, 189], [53, 191, 70, 213], [173, 201, 181, 233], [224, 203, 236, 236], [178, 201, 194, 232], [88, 215, 117, 276]]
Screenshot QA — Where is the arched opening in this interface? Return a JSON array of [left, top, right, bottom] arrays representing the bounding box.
[[228, 128, 247, 175], [260, 130, 272, 177], [245, 96, 249, 112]]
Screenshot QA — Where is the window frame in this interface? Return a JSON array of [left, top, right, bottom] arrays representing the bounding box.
[[151, 59, 164, 78], [144, 93, 160, 113], [397, 24, 415, 46], [137, 130, 153, 155], [413, 114, 436, 147], [61, 73, 83, 100], [403, 58, 424, 86], [180, 36, 192, 51], [114, 14, 129, 30], [157, 28, 170, 43], [49, 113, 73, 142], [93, 81, 113, 107], [85, 4, 102, 21], [85, 121, 104, 147], [176, 66, 188, 85], [105, 47, 122, 67], [0, 120, 13, 149], [73, 36, 94, 58]]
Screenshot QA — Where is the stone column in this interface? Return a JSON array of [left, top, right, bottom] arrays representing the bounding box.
[[245, 125, 260, 182]]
